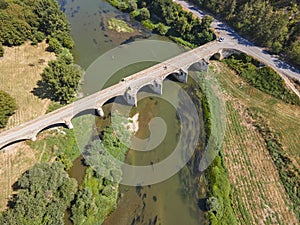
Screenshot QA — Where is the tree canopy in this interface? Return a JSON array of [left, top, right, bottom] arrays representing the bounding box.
[[0, 90, 17, 128], [108, 0, 215, 46], [39, 53, 83, 104], [0, 0, 72, 47], [0, 162, 77, 225]]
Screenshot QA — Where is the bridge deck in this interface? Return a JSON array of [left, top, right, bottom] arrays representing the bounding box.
[[1, 39, 299, 150]]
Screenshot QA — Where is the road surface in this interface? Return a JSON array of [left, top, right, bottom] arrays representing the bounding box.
[[175, 0, 300, 83]]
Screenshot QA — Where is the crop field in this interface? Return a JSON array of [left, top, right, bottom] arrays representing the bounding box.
[[212, 61, 299, 224]]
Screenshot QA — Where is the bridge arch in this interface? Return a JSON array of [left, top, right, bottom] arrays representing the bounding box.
[[100, 94, 131, 107], [208, 48, 243, 61], [1, 139, 31, 150], [136, 79, 163, 95], [33, 123, 70, 140]]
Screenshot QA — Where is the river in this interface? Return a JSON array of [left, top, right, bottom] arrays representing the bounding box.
[[59, 0, 207, 224]]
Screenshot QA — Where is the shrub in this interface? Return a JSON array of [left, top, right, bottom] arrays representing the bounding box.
[[47, 37, 63, 55], [0, 90, 17, 128], [0, 42, 3, 57]]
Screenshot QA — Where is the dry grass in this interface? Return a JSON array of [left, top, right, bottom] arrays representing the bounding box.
[[0, 143, 39, 211], [0, 42, 55, 211], [212, 61, 299, 224], [0, 41, 55, 130]]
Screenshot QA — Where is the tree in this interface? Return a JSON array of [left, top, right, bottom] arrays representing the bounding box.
[[286, 41, 300, 65], [0, 90, 17, 128], [47, 37, 63, 54], [156, 22, 168, 35], [201, 15, 213, 29], [0, 0, 8, 10], [128, 0, 138, 12], [40, 58, 83, 104], [57, 48, 74, 65], [139, 7, 150, 20], [0, 162, 77, 225], [118, 1, 128, 11], [71, 188, 97, 225], [0, 42, 3, 57]]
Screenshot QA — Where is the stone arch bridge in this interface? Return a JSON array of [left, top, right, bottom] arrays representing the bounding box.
[[1, 41, 299, 150]]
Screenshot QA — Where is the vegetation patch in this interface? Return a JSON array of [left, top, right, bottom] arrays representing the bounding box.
[[29, 128, 81, 170], [224, 54, 300, 105], [249, 109, 300, 220], [205, 154, 238, 225], [0, 91, 17, 128], [184, 68, 237, 224], [0, 162, 78, 225], [0, 0, 73, 50], [108, 17, 134, 33], [70, 113, 131, 225], [107, 0, 215, 47]]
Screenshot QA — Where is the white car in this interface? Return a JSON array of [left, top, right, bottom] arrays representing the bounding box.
[[219, 37, 224, 42]]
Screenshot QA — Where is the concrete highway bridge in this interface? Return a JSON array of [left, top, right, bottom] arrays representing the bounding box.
[[1, 40, 300, 150]]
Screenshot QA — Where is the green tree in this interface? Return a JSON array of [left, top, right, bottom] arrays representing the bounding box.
[[156, 22, 168, 35], [0, 162, 77, 225], [40, 58, 83, 104], [202, 15, 213, 29], [128, 0, 138, 12], [0, 42, 3, 57], [118, 1, 128, 11], [139, 7, 150, 20], [57, 48, 74, 65], [0, 90, 17, 128], [47, 37, 63, 54], [0, 0, 8, 10], [286, 41, 300, 65], [71, 188, 97, 225]]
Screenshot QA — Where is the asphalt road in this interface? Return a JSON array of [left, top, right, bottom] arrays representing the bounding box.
[[175, 0, 300, 82]]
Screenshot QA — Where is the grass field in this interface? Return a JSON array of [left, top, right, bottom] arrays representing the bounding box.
[[0, 41, 55, 130], [0, 42, 55, 210], [212, 61, 299, 224]]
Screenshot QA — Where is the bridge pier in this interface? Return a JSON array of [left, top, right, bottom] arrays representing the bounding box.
[[96, 107, 105, 117], [173, 69, 188, 83], [149, 79, 163, 95], [65, 120, 74, 129], [124, 87, 137, 106]]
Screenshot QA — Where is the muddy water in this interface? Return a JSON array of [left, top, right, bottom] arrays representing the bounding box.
[[59, 0, 206, 224], [102, 91, 206, 225]]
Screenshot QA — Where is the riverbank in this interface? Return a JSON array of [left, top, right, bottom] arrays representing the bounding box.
[[106, 0, 215, 48]]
